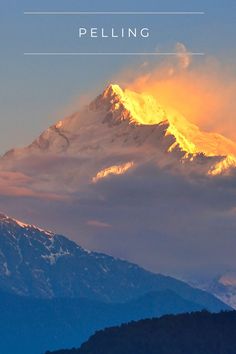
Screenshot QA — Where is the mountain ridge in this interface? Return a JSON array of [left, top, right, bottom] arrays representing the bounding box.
[[48, 311, 236, 354], [2, 84, 236, 177], [0, 212, 230, 312]]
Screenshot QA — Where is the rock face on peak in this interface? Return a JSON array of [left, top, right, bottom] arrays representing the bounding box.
[[101, 84, 124, 101]]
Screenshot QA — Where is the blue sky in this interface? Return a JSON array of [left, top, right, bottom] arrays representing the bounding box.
[[0, 0, 236, 153]]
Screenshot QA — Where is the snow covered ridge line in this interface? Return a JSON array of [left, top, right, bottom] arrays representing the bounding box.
[[0, 213, 54, 237], [2, 83, 236, 177]]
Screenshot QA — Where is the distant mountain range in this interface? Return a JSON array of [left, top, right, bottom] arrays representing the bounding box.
[[188, 273, 236, 310], [0, 213, 231, 354], [48, 311, 236, 354], [0, 213, 229, 308]]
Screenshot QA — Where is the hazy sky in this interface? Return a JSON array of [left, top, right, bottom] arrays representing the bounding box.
[[0, 0, 236, 154]]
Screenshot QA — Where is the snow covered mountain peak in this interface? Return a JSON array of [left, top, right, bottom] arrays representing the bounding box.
[[92, 85, 236, 169], [219, 273, 236, 287], [102, 84, 124, 99], [92, 83, 166, 127], [1, 83, 236, 178], [189, 273, 236, 309], [0, 213, 54, 237]]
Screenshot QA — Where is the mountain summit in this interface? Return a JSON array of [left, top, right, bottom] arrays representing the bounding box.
[[2, 84, 236, 179]]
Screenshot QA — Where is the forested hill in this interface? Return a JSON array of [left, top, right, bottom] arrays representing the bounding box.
[[47, 311, 236, 354]]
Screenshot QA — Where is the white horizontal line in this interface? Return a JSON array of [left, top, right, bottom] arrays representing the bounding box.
[[24, 52, 205, 56], [24, 11, 205, 16]]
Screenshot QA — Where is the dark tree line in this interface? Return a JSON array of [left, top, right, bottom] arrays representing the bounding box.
[[46, 311, 236, 354]]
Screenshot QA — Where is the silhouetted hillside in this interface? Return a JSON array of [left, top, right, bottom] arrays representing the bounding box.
[[0, 289, 205, 354], [48, 311, 236, 354]]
